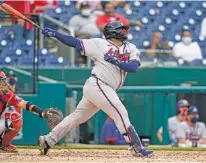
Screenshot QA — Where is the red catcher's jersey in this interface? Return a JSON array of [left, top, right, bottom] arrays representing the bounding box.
[[0, 90, 22, 116]]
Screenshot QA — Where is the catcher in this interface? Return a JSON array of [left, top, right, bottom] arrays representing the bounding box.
[[0, 71, 63, 152]]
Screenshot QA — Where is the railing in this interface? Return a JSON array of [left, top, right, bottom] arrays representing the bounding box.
[[67, 85, 206, 144], [39, 14, 76, 67]]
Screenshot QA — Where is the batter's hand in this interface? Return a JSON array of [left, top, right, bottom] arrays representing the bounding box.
[[104, 55, 120, 66], [42, 27, 56, 37]]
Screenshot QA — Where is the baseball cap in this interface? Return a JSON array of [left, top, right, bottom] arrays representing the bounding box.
[[177, 99, 190, 108], [188, 106, 199, 114], [80, 1, 89, 8]]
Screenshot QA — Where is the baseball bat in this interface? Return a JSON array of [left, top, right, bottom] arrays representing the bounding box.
[[0, 2, 43, 30]]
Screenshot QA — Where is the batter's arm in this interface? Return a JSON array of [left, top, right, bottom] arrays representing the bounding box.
[[42, 28, 82, 51], [104, 55, 140, 73]]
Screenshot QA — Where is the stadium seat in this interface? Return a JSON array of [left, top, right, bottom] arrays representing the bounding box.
[[46, 56, 69, 67]]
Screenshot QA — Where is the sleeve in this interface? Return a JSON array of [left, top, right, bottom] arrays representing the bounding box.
[[129, 45, 141, 62], [80, 38, 101, 59], [176, 124, 186, 139], [7, 91, 23, 107], [172, 44, 178, 57], [69, 17, 80, 32], [200, 18, 206, 37], [96, 15, 105, 28], [200, 123, 206, 138], [195, 43, 203, 59]]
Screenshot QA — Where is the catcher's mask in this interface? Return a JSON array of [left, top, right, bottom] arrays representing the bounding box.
[[0, 71, 9, 91]]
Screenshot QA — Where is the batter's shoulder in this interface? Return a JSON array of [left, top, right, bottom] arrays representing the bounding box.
[[91, 38, 110, 46]]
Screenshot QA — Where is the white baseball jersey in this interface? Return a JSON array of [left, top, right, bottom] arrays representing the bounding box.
[[80, 38, 140, 90], [176, 121, 206, 140], [158, 116, 181, 141]]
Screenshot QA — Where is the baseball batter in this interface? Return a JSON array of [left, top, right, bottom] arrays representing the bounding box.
[[39, 21, 153, 157], [176, 106, 206, 147]]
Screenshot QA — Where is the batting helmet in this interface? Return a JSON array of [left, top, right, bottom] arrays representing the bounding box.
[[0, 71, 9, 91], [103, 21, 129, 41]]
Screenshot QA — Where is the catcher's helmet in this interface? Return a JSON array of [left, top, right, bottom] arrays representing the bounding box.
[[103, 21, 129, 41], [0, 71, 9, 91]]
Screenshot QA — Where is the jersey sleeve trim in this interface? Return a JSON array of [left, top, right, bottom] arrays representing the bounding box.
[[80, 39, 85, 56]]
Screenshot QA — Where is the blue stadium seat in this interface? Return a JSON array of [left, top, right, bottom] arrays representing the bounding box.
[[190, 59, 204, 66], [0, 56, 16, 66], [12, 39, 33, 52], [46, 57, 69, 67]]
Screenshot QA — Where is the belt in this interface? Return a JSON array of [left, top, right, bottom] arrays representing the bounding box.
[[91, 74, 111, 88]]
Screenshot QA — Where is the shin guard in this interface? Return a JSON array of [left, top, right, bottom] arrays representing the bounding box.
[[123, 125, 143, 153]]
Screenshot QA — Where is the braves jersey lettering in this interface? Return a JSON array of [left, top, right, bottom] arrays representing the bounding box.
[[80, 38, 140, 90], [176, 121, 206, 140], [0, 91, 22, 116], [106, 48, 129, 62]]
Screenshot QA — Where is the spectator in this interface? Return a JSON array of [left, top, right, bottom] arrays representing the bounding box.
[[69, 1, 101, 38], [33, 0, 58, 14], [100, 117, 126, 145], [200, 17, 206, 37], [76, 0, 102, 10], [96, 1, 143, 32], [6, 0, 35, 42], [145, 32, 172, 59], [176, 106, 206, 147], [6, 70, 18, 93], [157, 99, 189, 145], [173, 29, 203, 64]]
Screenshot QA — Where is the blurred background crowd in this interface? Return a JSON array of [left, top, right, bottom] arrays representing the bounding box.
[[1, 0, 206, 67]]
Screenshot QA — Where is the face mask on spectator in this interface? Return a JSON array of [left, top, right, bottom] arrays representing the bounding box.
[[81, 9, 91, 17], [191, 116, 199, 124], [182, 37, 192, 45]]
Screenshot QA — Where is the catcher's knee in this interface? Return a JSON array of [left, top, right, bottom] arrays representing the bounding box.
[[11, 118, 23, 130], [5, 112, 22, 130]]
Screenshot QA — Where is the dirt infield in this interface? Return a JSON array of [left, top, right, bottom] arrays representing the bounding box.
[[0, 149, 206, 162]]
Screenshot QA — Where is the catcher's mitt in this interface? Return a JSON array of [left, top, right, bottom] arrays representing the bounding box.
[[43, 108, 63, 130]]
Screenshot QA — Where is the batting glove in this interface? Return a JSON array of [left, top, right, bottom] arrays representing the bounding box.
[[104, 55, 120, 66], [42, 27, 56, 37]]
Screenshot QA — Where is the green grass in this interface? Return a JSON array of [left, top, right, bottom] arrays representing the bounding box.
[[18, 144, 206, 151]]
